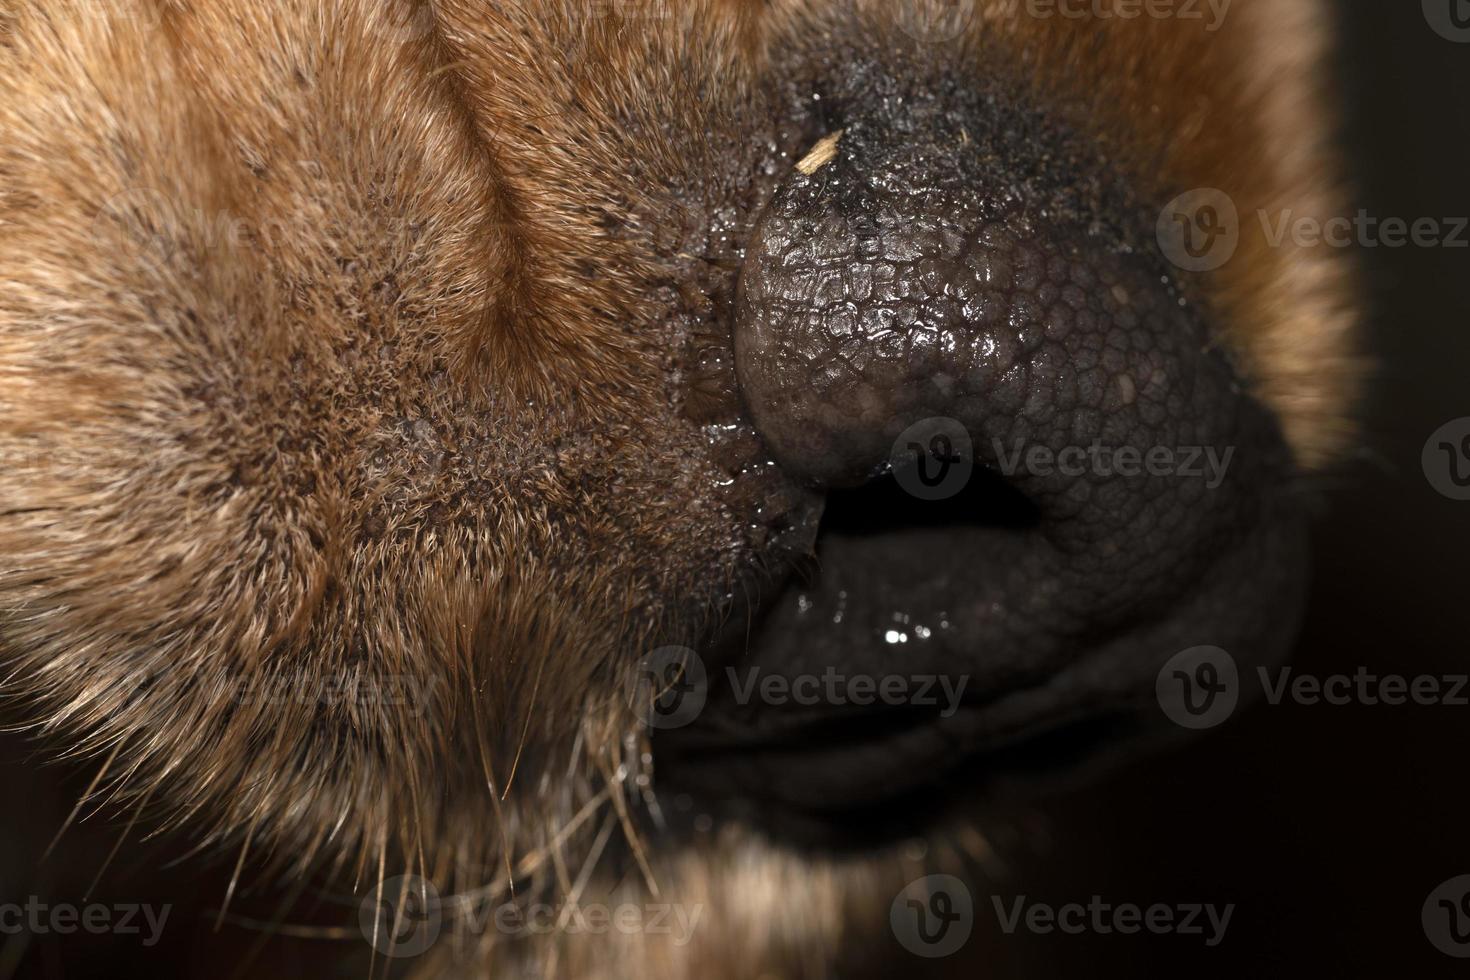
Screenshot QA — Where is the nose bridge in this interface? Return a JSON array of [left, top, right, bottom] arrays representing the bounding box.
[[734, 118, 987, 487]]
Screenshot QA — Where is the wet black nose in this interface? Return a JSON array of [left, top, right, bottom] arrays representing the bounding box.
[[658, 78, 1308, 835], [731, 103, 1300, 615], [735, 111, 1169, 492]]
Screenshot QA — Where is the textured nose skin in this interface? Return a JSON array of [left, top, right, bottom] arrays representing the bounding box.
[[736, 119, 1173, 491], [731, 112, 1303, 632], [731, 113, 1284, 584], [667, 102, 1311, 822], [736, 123, 986, 488]]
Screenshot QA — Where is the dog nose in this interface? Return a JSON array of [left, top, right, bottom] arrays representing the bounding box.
[[735, 116, 1175, 495], [661, 92, 1311, 825], [733, 111, 1274, 565]]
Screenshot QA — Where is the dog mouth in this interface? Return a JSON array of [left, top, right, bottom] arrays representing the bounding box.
[[651, 69, 1311, 844], [658, 437, 1306, 845]]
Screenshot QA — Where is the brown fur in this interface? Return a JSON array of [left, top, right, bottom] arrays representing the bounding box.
[[0, 0, 1357, 975]]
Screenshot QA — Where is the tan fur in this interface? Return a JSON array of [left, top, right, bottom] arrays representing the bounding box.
[[0, 0, 1356, 975]]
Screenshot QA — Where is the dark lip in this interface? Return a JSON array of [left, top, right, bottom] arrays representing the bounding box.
[[656, 412, 1311, 840], [655, 641, 1151, 850], [654, 508, 1076, 823]]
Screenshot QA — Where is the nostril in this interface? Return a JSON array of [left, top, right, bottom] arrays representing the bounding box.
[[821, 462, 1040, 537]]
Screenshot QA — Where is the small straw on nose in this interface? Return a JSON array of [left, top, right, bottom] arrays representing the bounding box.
[[795, 130, 845, 175]]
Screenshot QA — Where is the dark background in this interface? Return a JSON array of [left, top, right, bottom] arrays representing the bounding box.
[[1, 2, 1465, 977], [954, 3, 1470, 976]]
